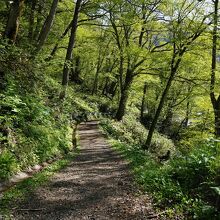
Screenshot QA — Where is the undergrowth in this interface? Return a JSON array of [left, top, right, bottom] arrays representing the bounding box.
[[0, 44, 96, 181], [101, 118, 220, 220]]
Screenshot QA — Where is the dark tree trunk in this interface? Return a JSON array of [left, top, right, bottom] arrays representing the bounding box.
[[33, 0, 45, 40], [144, 67, 176, 149], [115, 88, 130, 121], [108, 81, 118, 98], [183, 100, 190, 127], [214, 106, 220, 136], [140, 82, 147, 121], [115, 72, 133, 121], [4, 0, 25, 43], [28, 0, 36, 41], [210, 0, 220, 137], [144, 46, 184, 149], [102, 77, 109, 96], [60, 0, 82, 98], [36, 0, 59, 52]]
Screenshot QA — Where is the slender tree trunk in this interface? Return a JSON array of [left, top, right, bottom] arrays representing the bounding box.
[[60, 0, 82, 99], [4, 0, 25, 43], [144, 47, 183, 149], [33, 0, 45, 40], [28, 0, 37, 41], [183, 100, 190, 127], [214, 106, 220, 136], [210, 0, 220, 137], [140, 82, 147, 121], [144, 68, 176, 149], [36, 0, 59, 52]]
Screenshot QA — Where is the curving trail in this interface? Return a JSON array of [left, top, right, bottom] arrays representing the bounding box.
[[10, 121, 159, 220]]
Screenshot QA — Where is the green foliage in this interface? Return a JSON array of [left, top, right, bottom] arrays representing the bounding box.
[[0, 151, 18, 180], [101, 117, 220, 219], [101, 114, 175, 154], [0, 1, 219, 219], [0, 45, 74, 180], [108, 138, 220, 219], [171, 142, 217, 191]]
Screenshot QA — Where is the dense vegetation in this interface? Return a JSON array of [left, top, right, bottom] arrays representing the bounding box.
[[0, 0, 220, 219]]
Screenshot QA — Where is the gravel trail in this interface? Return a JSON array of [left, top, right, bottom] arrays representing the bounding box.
[[10, 121, 158, 220]]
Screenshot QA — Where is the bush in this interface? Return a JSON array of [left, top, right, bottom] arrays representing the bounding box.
[[101, 116, 220, 219], [101, 115, 175, 155], [0, 151, 18, 180], [0, 46, 74, 180]]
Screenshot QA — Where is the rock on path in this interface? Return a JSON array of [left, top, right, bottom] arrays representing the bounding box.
[[10, 121, 159, 220]]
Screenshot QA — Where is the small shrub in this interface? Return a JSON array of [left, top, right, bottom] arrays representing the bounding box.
[[0, 151, 18, 180]]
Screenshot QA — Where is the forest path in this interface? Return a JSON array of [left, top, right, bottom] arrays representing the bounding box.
[[11, 121, 158, 220]]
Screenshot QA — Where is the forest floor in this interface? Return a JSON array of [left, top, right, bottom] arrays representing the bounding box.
[[9, 121, 161, 220]]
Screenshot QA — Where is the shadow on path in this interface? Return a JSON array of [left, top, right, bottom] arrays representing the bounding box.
[[11, 121, 157, 220]]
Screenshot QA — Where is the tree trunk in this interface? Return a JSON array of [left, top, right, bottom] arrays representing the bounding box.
[[60, 0, 82, 99], [144, 68, 176, 149], [33, 0, 45, 40], [115, 73, 132, 121], [28, 0, 36, 41], [210, 0, 220, 137], [214, 105, 220, 136], [4, 0, 25, 43], [115, 88, 130, 121], [102, 77, 109, 96], [183, 100, 190, 127], [140, 82, 147, 121], [36, 0, 59, 52], [144, 47, 183, 149]]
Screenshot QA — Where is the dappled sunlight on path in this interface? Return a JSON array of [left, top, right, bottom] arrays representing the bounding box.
[[11, 121, 158, 220]]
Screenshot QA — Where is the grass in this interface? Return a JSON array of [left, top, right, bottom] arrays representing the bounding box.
[[100, 117, 220, 219], [0, 149, 79, 219], [107, 138, 220, 220]]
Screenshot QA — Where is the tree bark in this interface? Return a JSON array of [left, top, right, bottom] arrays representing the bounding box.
[[36, 0, 59, 52], [140, 82, 147, 121], [28, 0, 37, 41], [115, 72, 133, 121], [60, 0, 82, 99], [4, 0, 25, 43], [144, 47, 183, 149], [33, 0, 45, 40], [210, 0, 220, 137], [144, 68, 176, 149]]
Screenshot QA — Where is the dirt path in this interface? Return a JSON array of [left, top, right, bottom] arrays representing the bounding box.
[[10, 121, 158, 220]]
